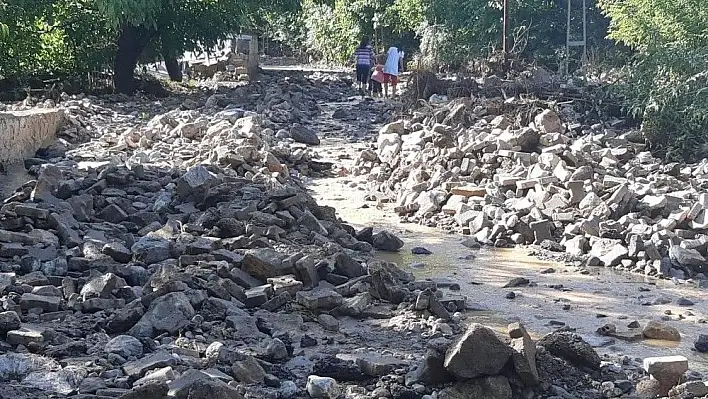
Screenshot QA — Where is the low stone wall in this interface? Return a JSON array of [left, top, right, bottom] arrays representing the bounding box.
[[0, 109, 64, 164]]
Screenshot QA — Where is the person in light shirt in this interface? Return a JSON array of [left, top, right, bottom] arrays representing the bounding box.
[[383, 46, 404, 97]]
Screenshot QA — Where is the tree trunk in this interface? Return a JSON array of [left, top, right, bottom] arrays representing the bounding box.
[[114, 24, 156, 94], [164, 56, 183, 82]]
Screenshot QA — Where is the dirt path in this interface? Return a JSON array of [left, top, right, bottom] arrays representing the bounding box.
[[307, 100, 708, 374]]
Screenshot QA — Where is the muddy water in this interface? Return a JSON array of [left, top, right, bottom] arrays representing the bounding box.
[[309, 139, 708, 373]]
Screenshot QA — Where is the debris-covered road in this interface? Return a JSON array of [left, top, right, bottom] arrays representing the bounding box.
[[0, 69, 706, 399]]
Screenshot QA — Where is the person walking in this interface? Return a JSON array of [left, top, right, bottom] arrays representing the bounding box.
[[353, 36, 375, 93], [383, 46, 403, 97]]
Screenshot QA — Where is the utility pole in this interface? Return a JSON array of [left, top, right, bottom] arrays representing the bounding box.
[[502, 0, 509, 73]]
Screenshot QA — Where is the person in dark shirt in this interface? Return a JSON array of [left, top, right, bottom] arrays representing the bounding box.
[[353, 36, 375, 92]]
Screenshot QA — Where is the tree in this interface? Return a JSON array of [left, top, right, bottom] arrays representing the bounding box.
[[598, 0, 708, 161], [95, 0, 298, 94]]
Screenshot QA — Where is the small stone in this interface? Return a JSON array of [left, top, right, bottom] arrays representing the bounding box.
[[231, 356, 266, 384], [411, 246, 433, 255], [317, 314, 339, 332], [280, 381, 298, 398], [20, 293, 60, 312], [122, 351, 176, 378], [676, 297, 694, 306], [503, 277, 529, 288], [290, 125, 320, 145]]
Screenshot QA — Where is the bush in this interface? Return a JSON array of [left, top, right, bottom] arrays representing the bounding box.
[[598, 0, 708, 161], [614, 44, 708, 162]]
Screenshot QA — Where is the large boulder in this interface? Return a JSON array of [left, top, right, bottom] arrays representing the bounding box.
[[444, 324, 513, 379], [537, 332, 601, 370]]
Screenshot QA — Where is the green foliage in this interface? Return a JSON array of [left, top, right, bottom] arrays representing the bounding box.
[[599, 0, 708, 161], [302, 0, 361, 64], [0, 0, 109, 81], [1, 0, 298, 90], [598, 0, 708, 49]]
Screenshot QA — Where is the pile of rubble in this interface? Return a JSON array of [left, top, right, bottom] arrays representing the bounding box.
[[355, 98, 708, 281], [0, 71, 706, 399], [49, 74, 363, 180]]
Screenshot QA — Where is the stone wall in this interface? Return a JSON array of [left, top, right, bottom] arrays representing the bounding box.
[[0, 109, 64, 163]]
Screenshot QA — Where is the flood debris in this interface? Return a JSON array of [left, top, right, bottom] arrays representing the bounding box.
[[0, 69, 705, 399], [352, 94, 708, 286]]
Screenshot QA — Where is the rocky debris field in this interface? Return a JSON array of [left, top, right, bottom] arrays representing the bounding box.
[[353, 96, 708, 286], [0, 70, 705, 399]]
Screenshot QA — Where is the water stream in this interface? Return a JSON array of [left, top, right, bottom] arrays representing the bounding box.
[[309, 137, 708, 373]]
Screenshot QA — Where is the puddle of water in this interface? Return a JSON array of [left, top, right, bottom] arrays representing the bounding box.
[[309, 175, 708, 373]]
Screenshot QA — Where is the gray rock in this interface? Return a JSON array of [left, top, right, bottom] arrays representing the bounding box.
[[20, 293, 60, 312], [119, 381, 169, 399], [80, 272, 127, 299], [371, 230, 404, 251], [669, 246, 706, 269], [105, 335, 143, 358], [643, 355, 688, 396], [317, 314, 339, 332], [31, 164, 62, 202], [280, 381, 298, 398], [122, 351, 177, 378], [694, 334, 708, 352], [129, 292, 195, 337], [231, 355, 266, 384], [444, 323, 513, 379], [298, 211, 328, 235], [242, 248, 287, 281], [103, 242, 133, 263], [642, 320, 681, 341], [265, 338, 289, 360], [508, 323, 538, 386], [600, 244, 629, 267], [333, 252, 366, 278], [406, 346, 454, 385], [176, 165, 217, 200], [537, 332, 601, 370], [296, 288, 343, 310], [131, 236, 172, 265], [290, 125, 320, 145], [0, 311, 21, 332], [438, 376, 512, 399], [178, 378, 243, 399], [306, 375, 340, 399], [669, 381, 708, 398], [99, 204, 128, 223]]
